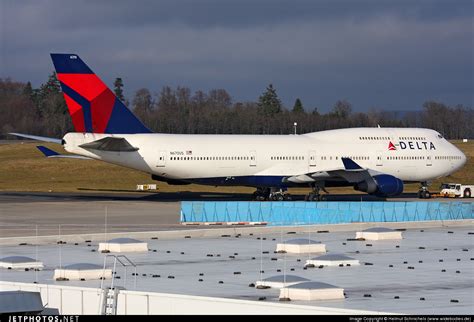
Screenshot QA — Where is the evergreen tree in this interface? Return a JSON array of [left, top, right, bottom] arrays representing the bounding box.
[[292, 98, 304, 113], [39, 72, 61, 98], [258, 84, 282, 116], [114, 77, 125, 102]]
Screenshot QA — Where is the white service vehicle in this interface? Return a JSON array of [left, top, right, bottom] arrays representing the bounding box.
[[439, 183, 473, 198]]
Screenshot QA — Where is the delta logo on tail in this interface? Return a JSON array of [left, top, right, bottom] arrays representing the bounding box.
[[50, 53, 151, 134], [388, 141, 396, 151]]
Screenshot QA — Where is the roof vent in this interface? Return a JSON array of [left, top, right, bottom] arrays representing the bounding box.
[[356, 227, 402, 240], [98, 238, 148, 253], [0, 256, 43, 270], [276, 239, 326, 254], [54, 263, 112, 281], [255, 275, 310, 289], [280, 281, 345, 300], [305, 254, 360, 267]]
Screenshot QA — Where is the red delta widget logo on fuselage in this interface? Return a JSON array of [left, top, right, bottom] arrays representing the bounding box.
[[388, 140, 436, 151]]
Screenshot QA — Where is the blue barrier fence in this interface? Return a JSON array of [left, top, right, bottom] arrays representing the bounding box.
[[180, 201, 474, 226]]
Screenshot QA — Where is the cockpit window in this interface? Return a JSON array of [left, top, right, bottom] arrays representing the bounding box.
[[437, 134, 443, 139]]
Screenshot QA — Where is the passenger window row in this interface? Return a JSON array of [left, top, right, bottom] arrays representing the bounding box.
[[170, 156, 250, 161], [359, 136, 390, 140], [271, 156, 304, 160], [435, 156, 462, 160], [398, 137, 427, 140], [387, 156, 425, 160]]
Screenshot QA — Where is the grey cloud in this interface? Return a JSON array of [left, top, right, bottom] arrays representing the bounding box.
[[1, 0, 472, 111]]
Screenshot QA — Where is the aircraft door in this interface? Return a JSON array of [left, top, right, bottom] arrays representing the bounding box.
[[250, 150, 257, 167], [426, 153, 432, 166], [309, 150, 316, 167], [376, 150, 383, 166], [157, 150, 167, 167]]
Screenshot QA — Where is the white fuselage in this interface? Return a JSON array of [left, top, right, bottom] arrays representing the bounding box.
[[63, 127, 466, 187]]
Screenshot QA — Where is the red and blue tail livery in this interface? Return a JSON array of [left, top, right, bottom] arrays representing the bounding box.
[[50, 53, 151, 134]]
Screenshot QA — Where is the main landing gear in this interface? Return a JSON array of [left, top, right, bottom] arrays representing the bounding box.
[[417, 182, 431, 199], [253, 187, 292, 201], [305, 184, 327, 201]]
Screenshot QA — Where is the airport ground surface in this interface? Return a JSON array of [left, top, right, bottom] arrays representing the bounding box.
[[0, 191, 469, 238]]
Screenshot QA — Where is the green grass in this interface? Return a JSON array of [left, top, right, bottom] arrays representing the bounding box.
[[0, 140, 472, 194]]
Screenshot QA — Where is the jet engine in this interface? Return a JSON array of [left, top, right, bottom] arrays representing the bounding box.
[[355, 174, 404, 197]]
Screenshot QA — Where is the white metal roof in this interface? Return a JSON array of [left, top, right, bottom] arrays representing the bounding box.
[[0, 224, 472, 314]]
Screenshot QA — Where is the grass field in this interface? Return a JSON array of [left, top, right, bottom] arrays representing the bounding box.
[[0, 140, 472, 195]]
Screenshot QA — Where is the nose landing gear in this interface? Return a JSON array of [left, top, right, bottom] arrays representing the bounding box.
[[417, 182, 431, 199]]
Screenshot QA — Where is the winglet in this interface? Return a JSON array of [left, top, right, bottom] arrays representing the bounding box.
[[341, 157, 363, 170], [36, 146, 60, 157]]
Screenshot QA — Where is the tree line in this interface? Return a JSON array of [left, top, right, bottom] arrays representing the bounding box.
[[1, 74, 472, 139]]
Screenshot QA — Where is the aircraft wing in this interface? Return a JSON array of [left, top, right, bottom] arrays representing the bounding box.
[[36, 146, 92, 160], [79, 137, 139, 152], [286, 158, 380, 184], [9, 132, 62, 144]]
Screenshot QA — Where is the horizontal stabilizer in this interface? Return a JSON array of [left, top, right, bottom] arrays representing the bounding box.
[[79, 137, 138, 152], [9, 133, 62, 144], [36, 146, 59, 157], [36, 146, 91, 159]]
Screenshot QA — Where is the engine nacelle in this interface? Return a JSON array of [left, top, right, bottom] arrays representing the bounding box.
[[355, 174, 404, 197]]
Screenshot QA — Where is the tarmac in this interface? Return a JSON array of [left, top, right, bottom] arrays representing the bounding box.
[[0, 191, 468, 238]]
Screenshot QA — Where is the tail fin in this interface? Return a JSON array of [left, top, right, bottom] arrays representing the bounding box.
[[50, 53, 151, 134]]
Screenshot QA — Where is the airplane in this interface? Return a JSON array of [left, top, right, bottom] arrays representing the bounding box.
[[10, 53, 468, 201]]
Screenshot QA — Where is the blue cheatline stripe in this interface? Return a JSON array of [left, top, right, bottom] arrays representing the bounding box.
[[180, 201, 474, 226], [60, 82, 92, 132]]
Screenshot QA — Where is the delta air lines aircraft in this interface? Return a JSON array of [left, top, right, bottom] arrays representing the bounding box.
[[11, 54, 467, 201]]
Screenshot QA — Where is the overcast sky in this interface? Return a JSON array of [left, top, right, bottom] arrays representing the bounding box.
[[1, 0, 472, 112]]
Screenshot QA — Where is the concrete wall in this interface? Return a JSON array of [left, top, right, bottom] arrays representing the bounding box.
[[0, 281, 388, 315]]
